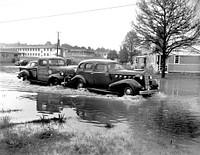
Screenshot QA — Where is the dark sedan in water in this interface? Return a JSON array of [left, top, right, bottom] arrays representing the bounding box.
[[62, 59, 159, 96]]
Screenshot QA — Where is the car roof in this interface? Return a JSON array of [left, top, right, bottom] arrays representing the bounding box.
[[38, 56, 64, 60], [79, 59, 119, 65], [29, 60, 38, 63]]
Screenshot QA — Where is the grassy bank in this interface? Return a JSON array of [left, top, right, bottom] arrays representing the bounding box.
[[0, 116, 196, 155]]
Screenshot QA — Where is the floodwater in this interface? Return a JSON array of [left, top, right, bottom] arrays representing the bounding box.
[[1, 65, 200, 153]]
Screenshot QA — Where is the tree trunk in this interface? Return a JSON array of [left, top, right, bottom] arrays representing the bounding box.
[[161, 54, 166, 78]]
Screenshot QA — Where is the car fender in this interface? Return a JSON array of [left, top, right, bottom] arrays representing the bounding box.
[[49, 73, 63, 80], [18, 70, 30, 78], [109, 79, 142, 91], [71, 75, 86, 84]]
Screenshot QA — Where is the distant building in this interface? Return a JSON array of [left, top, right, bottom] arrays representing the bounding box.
[[2, 44, 63, 61], [63, 48, 101, 63], [133, 46, 200, 74], [1, 43, 106, 63], [168, 47, 200, 74], [0, 48, 20, 63]]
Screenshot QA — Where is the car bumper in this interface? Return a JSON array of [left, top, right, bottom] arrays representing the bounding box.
[[139, 89, 158, 95]]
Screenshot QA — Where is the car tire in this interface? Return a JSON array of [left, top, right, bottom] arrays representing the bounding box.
[[122, 86, 136, 96], [49, 78, 60, 86], [22, 73, 28, 81], [76, 79, 84, 89]]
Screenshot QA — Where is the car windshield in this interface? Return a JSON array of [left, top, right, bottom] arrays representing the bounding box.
[[49, 59, 65, 66], [108, 63, 124, 71], [26, 62, 37, 67]]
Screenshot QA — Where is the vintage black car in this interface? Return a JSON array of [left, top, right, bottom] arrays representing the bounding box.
[[17, 56, 77, 85], [15, 59, 29, 66], [62, 59, 159, 96]]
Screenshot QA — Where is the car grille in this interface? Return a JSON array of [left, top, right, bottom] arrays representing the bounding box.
[[144, 73, 150, 89]]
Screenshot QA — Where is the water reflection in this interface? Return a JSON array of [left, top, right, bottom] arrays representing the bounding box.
[[158, 78, 200, 96], [36, 92, 200, 141]]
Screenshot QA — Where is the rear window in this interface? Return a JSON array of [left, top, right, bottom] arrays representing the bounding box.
[[39, 60, 48, 66], [49, 59, 65, 66]]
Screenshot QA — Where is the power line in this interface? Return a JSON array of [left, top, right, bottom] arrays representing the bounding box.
[[0, 3, 137, 24]]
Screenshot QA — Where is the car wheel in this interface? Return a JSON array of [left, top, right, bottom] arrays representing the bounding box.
[[22, 73, 28, 81], [49, 78, 60, 86], [123, 86, 134, 96], [76, 79, 84, 89]]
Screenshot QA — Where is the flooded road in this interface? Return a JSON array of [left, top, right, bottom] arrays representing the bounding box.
[[1, 66, 200, 153]]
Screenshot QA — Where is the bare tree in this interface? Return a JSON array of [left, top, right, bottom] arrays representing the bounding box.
[[123, 30, 142, 63], [133, 0, 200, 78], [123, 30, 140, 53]]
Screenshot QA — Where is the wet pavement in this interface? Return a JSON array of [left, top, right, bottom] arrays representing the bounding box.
[[1, 65, 200, 153]]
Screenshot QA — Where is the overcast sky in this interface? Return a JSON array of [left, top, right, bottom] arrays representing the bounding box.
[[0, 0, 138, 50]]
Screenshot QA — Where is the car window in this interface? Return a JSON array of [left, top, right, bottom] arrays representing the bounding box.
[[95, 64, 107, 72], [78, 63, 85, 69], [49, 59, 65, 66], [85, 63, 93, 71], [39, 60, 48, 66], [30, 62, 37, 67], [108, 63, 124, 71]]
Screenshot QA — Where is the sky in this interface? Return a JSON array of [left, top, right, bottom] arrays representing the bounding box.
[[0, 0, 138, 50]]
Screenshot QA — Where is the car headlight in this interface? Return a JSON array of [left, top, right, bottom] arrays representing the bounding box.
[[60, 72, 64, 76], [140, 76, 143, 80], [48, 69, 52, 74], [115, 75, 118, 78]]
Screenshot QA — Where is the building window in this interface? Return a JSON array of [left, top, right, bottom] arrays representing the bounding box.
[[1, 53, 5, 58], [174, 55, 180, 64]]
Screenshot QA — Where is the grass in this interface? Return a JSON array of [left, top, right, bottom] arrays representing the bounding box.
[[0, 116, 14, 129], [29, 114, 67, 124], [0, 124, 73, 154], [0, 121, 196, 155], [0, 108, 22, 113], [104, 121, 114, 128]]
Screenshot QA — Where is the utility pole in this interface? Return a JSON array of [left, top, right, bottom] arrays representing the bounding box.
[[56, 32, 60, 56]]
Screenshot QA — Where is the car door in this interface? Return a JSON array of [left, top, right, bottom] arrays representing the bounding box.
[[37, 59, 49, 82], [83, 63, 94, 86], [93, 64, 110, 89]]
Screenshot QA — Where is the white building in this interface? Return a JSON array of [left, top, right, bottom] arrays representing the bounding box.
[[3, 44, 63, 60]]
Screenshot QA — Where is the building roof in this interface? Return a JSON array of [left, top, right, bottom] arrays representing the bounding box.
[[172, 46, 200, 56], [2, 44, 58, 49], [0, 48, 19, 54]]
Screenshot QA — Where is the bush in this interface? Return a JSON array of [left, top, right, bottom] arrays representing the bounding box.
[[11, 58, 16, 63]]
